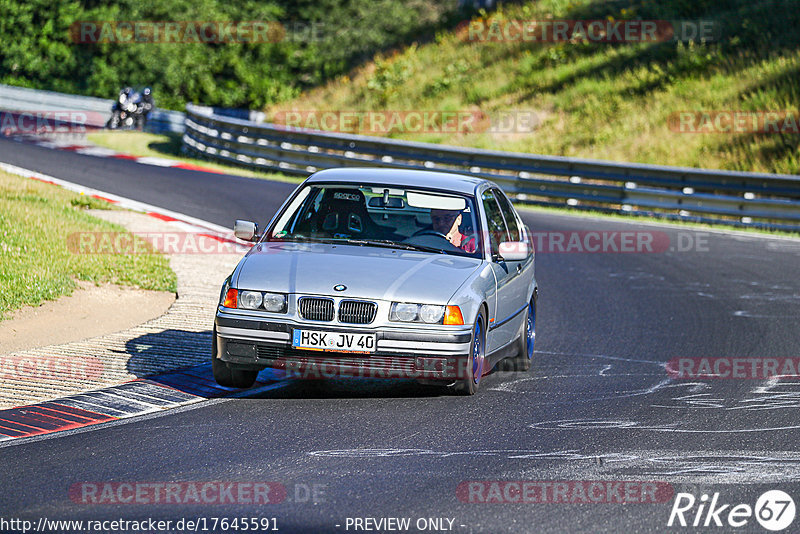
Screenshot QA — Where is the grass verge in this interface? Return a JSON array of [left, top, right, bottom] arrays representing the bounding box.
[[0, 170, 177, 320]]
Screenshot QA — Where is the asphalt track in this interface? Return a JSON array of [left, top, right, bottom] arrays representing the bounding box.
[[1, 136, 800, 533]]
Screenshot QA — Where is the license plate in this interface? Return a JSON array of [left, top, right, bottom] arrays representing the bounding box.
[[292, 329, 376, 353]]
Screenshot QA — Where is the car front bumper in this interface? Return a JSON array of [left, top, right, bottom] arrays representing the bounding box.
[[214, 310, 473, 381]]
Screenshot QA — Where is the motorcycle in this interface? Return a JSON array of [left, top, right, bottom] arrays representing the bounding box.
[[106, 90, 147, 130]]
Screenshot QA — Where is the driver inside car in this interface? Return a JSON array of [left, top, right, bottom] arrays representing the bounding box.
[[430, 209, 477, 253]]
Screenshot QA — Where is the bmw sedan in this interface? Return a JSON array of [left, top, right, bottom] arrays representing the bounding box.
[[213, 168, 537, 394]]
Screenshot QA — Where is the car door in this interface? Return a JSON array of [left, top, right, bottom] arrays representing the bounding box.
[[495, 189, 535, 330], [480, 188, 520, 353]]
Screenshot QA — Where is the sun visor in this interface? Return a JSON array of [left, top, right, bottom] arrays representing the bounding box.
[[406, 192, 466, 210]]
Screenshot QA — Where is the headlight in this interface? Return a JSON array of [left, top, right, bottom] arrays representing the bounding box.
[[239, 291, 263, 310], [390, 303, 459, 325], [224, 289, 287, 313], [262, 292, 287, 313], [419, 304, 445, 324], [390, 303, 419, 322]]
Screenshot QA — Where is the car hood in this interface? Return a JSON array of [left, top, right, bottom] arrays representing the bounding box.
[[234, 242, 483, 303]]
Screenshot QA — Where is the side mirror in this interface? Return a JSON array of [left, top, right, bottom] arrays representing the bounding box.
[[234, 220, 259, 242], [498, 241, 529, 262]]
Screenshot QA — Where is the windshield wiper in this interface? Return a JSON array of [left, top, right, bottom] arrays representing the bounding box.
[[277, 236, 450, 254], [344, 239, 448, 254], [276, 235, 330, 244]]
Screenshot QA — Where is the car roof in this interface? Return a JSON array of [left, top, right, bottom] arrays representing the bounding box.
[[305, 167, 494, 196]]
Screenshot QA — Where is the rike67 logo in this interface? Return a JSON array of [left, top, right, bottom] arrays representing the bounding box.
[[668, 490, 795, 531]]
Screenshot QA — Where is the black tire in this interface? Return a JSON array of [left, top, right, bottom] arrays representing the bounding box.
[[106, 112, 119, 130], [211, 327, 258, 389], [211, 326, 234, 387], [453, 310, 487, 395], [230, 368, 258, 389], [211, 356, 234, 387], [509, 294, 537, 372]]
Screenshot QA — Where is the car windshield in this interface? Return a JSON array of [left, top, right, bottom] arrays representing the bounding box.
[[267, 183, 483, 258]]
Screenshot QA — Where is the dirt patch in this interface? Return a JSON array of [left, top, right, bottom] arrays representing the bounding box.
[[0, 281, 175, 354]]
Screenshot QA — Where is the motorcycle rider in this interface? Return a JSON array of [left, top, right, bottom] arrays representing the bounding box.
[[112, 87, 133, 112], [139, 87, 155, 126], [107, 87, 133, 129], [119, 87, 133, 106]]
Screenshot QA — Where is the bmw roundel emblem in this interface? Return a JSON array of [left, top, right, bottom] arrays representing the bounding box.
[[334, 284, 347, 292]]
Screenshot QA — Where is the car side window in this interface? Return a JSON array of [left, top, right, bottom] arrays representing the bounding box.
[[481, 189, 509, 257], [495, 190, 521, 242]]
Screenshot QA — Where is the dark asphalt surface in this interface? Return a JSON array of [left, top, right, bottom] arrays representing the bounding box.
[[2, 137, 800, 533]]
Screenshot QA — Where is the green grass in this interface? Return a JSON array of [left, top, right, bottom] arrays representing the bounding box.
[[276, 0, 800, 175], [70, 194, 117, 210], [86, 131, 304, 184], [0, 171, 177, 320]]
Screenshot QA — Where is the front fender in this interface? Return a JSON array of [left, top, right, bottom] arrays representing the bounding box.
[[447, 262, 496, 326]]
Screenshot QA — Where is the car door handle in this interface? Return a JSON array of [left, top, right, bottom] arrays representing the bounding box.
[[516, 264, 522, 273]]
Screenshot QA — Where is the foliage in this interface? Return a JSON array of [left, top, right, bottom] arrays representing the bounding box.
[[0, 0, 459, 110], [282, 0, 800, 174]]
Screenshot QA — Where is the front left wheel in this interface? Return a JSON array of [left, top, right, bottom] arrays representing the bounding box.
[[509, 294, 536, 372], [453, 310, 487, 395]]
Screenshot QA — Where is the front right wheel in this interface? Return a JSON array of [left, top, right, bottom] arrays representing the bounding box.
[[211, 327, 259, 389]]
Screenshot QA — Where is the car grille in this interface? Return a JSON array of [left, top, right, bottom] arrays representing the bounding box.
[[338, 300, 377, 324], [299, 297, 335, 321]]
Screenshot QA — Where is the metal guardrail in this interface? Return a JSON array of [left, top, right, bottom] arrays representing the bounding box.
[[0, 84, 185, 134], [183, 103, 800, 231]]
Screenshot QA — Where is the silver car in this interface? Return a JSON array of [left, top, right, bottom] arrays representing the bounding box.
[[213, 168, 537, 394]]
